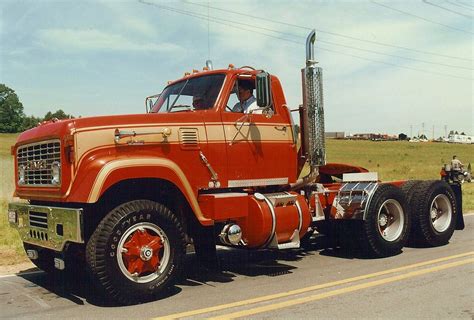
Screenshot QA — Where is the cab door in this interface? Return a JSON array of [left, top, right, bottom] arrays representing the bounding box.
[[221, 77, 295, 188]]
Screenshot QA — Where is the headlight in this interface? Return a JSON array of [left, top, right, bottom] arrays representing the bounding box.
[[18, 165, 25, 185], [51, 161, 61, 185], [8, 210, 17, 224]]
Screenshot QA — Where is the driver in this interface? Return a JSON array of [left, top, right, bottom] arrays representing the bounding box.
[[232, 80, 259, 113], [193, 95, 207, 110]]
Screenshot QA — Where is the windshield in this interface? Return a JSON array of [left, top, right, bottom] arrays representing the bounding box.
[[151, 74, 225, 113]]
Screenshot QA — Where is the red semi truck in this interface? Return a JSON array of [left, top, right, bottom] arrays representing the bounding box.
[[7, 31, 464, 304]]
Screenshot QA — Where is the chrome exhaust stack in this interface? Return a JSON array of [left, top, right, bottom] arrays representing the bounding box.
[[302, 29, 326, 169], [292, 30, 326, 189]]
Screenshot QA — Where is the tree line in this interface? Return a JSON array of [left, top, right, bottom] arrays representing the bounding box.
[[0, 84, 74, 133]]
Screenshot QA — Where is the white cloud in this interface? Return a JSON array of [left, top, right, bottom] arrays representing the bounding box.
[[36, 28, 181, 53]]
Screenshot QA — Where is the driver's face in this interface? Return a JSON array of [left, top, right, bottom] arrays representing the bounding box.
[[238, 87, 251, 101], [193, 97, 205, 109]]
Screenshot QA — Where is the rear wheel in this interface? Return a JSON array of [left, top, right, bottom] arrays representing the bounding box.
[[409, 180, 457, 246], [359, 184, 410, 257], [86, 200, 186, 305]]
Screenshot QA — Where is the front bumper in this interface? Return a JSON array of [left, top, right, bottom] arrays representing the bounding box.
[[8, 203, 84, 252]]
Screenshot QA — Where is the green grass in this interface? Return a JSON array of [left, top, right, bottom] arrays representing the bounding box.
[[0, 135, 472, 266], [0, 134, 27, 264], [325, 140, 473, 210]]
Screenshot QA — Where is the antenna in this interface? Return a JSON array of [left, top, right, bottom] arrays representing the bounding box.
[[207, 0, 210, 61]]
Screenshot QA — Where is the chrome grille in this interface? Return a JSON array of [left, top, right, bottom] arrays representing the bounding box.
[[17, 140, 61, 186], [29, 211, 48, 229]]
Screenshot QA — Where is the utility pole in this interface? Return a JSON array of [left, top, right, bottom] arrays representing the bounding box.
[[444, 125, 447, 138], [410, 125, 413, 138], [432, 125, 434, 141], [422, 122, 425, 138]]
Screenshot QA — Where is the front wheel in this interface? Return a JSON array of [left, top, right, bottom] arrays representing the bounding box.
[[359, 184, 410, 257], [86, 200, 186, 305]]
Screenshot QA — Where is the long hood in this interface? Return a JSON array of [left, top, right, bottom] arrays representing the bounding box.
[[16, 118, 76, 146], [72, 113, 194, 131], [16, 113, 190, 146]]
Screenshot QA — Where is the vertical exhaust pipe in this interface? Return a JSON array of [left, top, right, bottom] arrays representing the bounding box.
[[302, 30, 326, 169], [292, 30, 326, 190]]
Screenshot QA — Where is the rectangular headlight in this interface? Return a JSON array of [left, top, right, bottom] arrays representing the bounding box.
[[8, 210, 17, 224]]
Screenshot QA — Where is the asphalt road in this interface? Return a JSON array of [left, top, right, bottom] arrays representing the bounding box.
[[1, 215, 473, 320]]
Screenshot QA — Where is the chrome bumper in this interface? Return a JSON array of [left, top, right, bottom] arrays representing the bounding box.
[[8, 203, 84, 252]]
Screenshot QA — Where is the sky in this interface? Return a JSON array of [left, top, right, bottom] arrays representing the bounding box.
[[0, 0, 472, 137]]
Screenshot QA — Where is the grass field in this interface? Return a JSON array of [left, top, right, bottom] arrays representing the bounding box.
[[0, 134, 472, 266]]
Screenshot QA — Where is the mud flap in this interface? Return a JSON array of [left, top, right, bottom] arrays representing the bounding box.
[[193, 225, 219, 271], [450, 183, 464, 230]]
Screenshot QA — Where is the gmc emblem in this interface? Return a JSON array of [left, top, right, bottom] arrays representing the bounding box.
[[25, 160, 46, 170]]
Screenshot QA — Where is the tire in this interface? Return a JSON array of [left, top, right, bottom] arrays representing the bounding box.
[[400, 180, 422, 201], [400, 180, 422, 244], [409, 180, 457, 246], [359, 184, 410, 257], [86, 200, 186, 305]]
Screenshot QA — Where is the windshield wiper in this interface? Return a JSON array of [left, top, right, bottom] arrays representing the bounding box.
[[168, 79, 189, 112]]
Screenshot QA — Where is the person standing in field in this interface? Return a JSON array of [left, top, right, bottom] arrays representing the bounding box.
[[451, 155, 464, 172]]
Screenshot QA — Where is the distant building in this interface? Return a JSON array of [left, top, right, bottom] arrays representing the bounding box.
[[350, 133, 398, 141], [449, 134, 473, 144], [325, 132, 345, 139]]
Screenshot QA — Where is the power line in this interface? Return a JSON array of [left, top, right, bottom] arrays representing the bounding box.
[[456, 0, 474, 9], [142, 0, 472, 70], [422, 0, 473, 18], [445, 0, 474, 12], [319, 38, 472, 70], [139, 0, 473, 81], [185, 0, 472, 62], [371, 1, 473, 35]]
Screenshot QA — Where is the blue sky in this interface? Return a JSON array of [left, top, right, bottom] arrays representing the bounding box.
[[0, 0, 472, 136]]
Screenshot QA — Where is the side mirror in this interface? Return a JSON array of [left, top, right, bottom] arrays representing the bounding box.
[[145, 94, 160, 113], [256, 72, 272, 108]]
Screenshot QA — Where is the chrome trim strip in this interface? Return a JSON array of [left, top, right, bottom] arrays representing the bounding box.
[[255, 193, 277, 248], [294, 195, 303, 232], [228, 177, 288, 188]]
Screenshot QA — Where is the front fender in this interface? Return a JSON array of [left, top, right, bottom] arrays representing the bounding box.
[[69, 157, 212, 226]]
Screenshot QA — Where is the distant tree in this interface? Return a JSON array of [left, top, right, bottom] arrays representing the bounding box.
[[43, 109, 73, 121], [398, 133, 408, 140], [0, 84, 25, 133], [21, 115, 42, 131], [455, 131, 459, 135], [460, 132, 466, 135]]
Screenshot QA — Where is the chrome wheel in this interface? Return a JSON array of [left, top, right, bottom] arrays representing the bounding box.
[[117, 222, 170, 283], [377, 199, 404, 242], [430, 194, 452, 233]]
